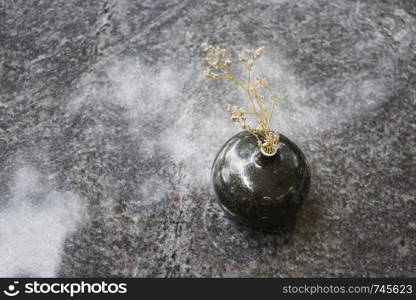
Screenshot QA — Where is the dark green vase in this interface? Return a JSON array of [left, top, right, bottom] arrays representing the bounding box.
[[211, 131, 310, 229]]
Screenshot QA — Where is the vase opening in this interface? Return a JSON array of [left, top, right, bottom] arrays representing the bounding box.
[[260, 145, 278, 157]]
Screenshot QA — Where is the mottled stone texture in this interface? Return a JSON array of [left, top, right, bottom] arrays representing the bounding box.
[[0, 0, 415, 277]]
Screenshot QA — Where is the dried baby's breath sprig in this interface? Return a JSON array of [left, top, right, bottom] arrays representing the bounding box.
[[201, 43, 284, 155]]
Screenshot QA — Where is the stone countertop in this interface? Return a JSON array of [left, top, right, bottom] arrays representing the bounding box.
[[0, 0, 415, 277]]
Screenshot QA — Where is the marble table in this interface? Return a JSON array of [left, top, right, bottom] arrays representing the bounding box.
[[1, 0, 415, 277]]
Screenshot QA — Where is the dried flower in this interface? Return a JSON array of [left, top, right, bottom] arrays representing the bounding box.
[[201, 43, 231, 70], [251, 46, 266, 60], [245, 59, 254, 69], [238, 53, 247, 62], [201, 42, 210, 51], [255, 77, 271, 90], [201, 43, 284, 155], [203, 69, 223, 79], [227, 105, 247, 123]]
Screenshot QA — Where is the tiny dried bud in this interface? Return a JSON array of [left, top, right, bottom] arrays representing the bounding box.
[[201, 42, 210, 51], [245, 59, 254, 69], [251, 46, 266, 60], [238, 53, 247, 62], [256, 77, 271, 90], [204, 69, 221, 79], [230, 115, 239, 122], [227, 105, 247, 123]]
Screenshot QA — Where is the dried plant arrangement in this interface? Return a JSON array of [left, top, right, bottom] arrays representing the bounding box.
[[201, 43, 284, 156]]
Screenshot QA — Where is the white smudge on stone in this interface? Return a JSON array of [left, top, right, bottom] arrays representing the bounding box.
[[0, 166, 85, 277]]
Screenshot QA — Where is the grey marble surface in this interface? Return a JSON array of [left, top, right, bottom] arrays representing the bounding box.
[[0, 0, 415, 277]]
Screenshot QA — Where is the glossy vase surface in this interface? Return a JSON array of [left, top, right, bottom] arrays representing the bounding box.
[[211, 131, 311, 229]]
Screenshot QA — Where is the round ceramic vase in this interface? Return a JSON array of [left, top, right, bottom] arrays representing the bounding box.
[[211, 131, 311, 229]]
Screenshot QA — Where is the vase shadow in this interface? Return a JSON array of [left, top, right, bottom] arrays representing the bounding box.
[[203, 197, 298, 262]]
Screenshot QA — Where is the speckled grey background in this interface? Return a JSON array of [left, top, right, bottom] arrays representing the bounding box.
[[0, 0, 415, 277]]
